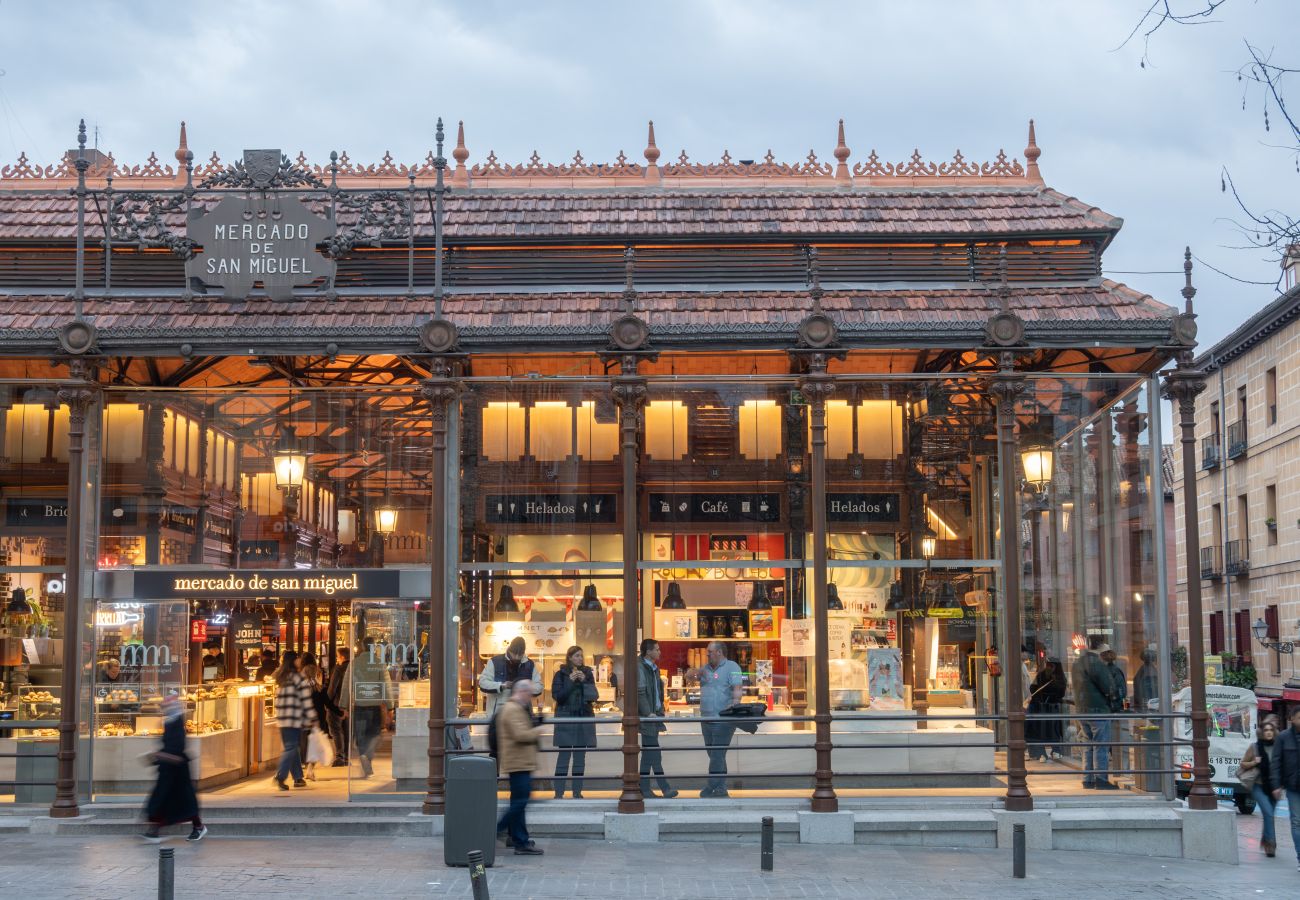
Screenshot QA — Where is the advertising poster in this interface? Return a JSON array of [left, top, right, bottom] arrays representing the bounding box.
[[868, 648, 904, 708]]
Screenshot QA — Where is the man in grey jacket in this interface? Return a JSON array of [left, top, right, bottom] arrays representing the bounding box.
[[637, 639, 677, 799], [1071, 638, 1118, 790]]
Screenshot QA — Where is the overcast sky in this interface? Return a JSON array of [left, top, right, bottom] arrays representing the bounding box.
[[0, 0, 1294, 349]]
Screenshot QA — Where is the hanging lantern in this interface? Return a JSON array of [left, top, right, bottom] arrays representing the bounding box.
[[1020, 437, 1054, 491], [826, 582, 844, 611], [374, 505, 399, 535], [6, 587, 31, 615], [577, 583, 603, 612], [920, 525, 938, 560], [495, 584, 519, 615], [748, 581, 772, 611], [272, 429, 308, 490], [661, 582, 686, 610]]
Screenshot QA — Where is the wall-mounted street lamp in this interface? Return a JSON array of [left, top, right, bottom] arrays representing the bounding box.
[[1252, 617, 1296, 654]]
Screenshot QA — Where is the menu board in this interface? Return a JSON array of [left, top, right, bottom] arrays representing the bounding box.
[[479, 620, 575, 657]]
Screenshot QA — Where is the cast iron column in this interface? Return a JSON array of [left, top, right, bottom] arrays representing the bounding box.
[[992, 353, 1032, 811], [422, 360, 459, 816], [612, 356, 646, 814], [800, 354, 838, 812], [49, 361, 97, 818], [1163, 362, 1216, 809]]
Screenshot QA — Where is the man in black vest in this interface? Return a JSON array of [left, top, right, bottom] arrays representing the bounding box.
[[479, 636, 542, 716], [1274, 705, 1300, 871]]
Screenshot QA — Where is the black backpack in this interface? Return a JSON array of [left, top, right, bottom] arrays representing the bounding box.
[[487, 707, 500, 760]]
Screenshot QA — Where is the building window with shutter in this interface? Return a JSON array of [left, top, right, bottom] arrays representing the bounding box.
[[1209, 611, 1225, 656]]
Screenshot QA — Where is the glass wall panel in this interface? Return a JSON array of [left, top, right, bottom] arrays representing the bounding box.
[[1017, 375, 1156, 792]]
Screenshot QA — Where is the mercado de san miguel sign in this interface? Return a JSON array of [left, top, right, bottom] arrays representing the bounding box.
[[185, 150, 334, 301]]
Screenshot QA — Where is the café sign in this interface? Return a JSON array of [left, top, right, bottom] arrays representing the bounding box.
[[648, 493, 781, 524]]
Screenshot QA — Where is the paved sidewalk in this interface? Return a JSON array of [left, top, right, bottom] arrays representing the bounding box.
[[0, 824, 1297, 900]]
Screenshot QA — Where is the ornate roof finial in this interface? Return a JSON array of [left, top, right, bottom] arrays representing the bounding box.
[[175, 121, 189, 165], [807, 245, 824, 312], [1181, 246, 1196, 312], [833, 119, 851, 184], [1024, 118, 1042, 184], [643, 120, 661, 184], [623, 244, 637, 311], [644, 120, 660, 166], [453, 120, 468, 168]]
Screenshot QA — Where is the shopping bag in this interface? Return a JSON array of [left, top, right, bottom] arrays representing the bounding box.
[[307, 726, 334, 766]]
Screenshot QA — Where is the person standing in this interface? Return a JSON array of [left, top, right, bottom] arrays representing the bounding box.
[[341, 638, 395, 778], [1070, 638, 1117, 790], [1274, 706, 1300, 872], [1026, 658, 1067, 761], [326, 647, 351, 766], [550, 645, 597, 799], [1131, 647, 1160, 715], [1101, 647, 1129, 779], [495, 680, 545, 856], [637, 638, 677, 799], [693, 641, 743, 798], [1239, 714, 1282, 858], [478, 636, 542, 716], [271, 649, 316, 791], [141, 695, 206, 842]]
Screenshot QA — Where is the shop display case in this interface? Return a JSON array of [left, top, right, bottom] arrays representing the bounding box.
[[90, 680, 273, 791]]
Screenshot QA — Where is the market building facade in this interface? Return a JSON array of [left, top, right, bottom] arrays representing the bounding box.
[[0, 119, 1223, 840]]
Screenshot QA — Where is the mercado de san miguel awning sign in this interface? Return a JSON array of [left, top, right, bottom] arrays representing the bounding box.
[[132, 569, 400, 600], [186, 153, 334, 301]]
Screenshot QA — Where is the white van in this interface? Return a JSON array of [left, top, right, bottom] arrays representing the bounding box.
[[1172, 684, 1258, 814]]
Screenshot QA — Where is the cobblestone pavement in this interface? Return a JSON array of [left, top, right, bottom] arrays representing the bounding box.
[[0, 820, 1297, 900]]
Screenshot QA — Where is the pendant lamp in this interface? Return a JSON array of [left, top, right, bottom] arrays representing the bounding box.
[[6, 587, 30, 615], [578, 583, 603, 612], [661, 582, 686, 609], [748, 581, 772, 611], [826, 581, 844, 611], [937, 582, 959, 609], [495, 583, 519, 614], [884, 579, 906, 612]]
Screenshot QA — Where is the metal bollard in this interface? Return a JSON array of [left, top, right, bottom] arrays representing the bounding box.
[[467, 849, 491, 900], [1012, 822, 1026, 879], [158, 846, 175, 900], [760, 816, 774, 872]]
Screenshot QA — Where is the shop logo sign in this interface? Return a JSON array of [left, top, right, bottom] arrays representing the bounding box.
[[120, 643, 173, 668], [187, 193, 334, 301], [487, 494, 617, 525], [648, 493, 781, 524], [370, 642, 418, 666]]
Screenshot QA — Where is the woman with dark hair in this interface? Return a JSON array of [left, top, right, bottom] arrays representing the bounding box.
[[271, 649, 316, 791], [1238, 714, 1282, 857], [1027, 658, 1068, 761], [141, 695, 205, 842], [550, 645, 598, 799]]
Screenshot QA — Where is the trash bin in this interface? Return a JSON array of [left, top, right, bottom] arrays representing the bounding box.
[[1134, 725, 1162, 793], [444, 754, 499, 867]]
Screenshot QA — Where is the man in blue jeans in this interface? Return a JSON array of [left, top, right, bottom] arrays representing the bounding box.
[[495, 680, 545, 856], [693, 641, 743, 798], [1071, 638, 1118, 790], [1274, 705, 1300, 872]]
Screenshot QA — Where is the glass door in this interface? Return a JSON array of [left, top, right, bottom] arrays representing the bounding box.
[[347, 598, 426, 799]]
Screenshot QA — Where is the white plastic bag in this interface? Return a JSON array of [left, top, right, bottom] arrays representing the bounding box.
[[306, 725, 334, 766]]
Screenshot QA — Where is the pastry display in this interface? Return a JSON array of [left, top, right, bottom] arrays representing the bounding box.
[[96, 723, 133, 737], [100, 689, 138, 703], [23, 690, 55, 703]]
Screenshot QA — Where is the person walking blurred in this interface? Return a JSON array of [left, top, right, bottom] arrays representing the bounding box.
[[141, 695, 205, 842], [495, 680, 545, 855]]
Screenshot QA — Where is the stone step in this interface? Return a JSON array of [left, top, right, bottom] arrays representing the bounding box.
[[0, 817, 32, 834], [51, 815, 435, 838], [79, 802, 422, 820]]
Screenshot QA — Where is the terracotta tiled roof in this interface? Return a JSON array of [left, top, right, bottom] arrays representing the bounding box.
[[0, 280, 1171, 346], [0, 186, 1119, 243]]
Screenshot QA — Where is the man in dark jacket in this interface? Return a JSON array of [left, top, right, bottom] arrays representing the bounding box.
[[478, 636, 542, 716], [326, 648, 351, 766], [637, 639, 677, 799], [1070, 638, 1117, 790], [1274, 706, 1300, 870]]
